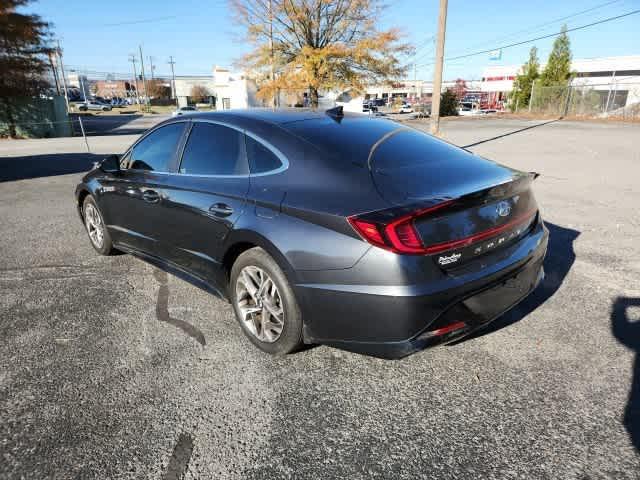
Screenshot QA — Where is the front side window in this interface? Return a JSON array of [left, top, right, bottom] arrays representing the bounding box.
[[245, 135, 283, 174], [179, 123, 248, 175], [130, 123, 185, 171]]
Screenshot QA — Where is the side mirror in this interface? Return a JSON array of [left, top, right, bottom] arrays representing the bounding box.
[[99, 154, 121, 174]]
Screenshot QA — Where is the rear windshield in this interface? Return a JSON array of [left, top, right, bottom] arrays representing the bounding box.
[[283, 116, 400, 165], [371, 129, 474, 172], [370, 129, 514, 203]]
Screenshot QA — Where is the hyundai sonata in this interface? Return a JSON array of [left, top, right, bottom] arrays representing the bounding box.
[[75, 108, 547, 358]]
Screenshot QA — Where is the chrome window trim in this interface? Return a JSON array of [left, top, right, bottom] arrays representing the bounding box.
[[243, 129, 289, 177], [122, 117, 290, 178], [123, 119, 192, 174], [174, 118, 289, 179]]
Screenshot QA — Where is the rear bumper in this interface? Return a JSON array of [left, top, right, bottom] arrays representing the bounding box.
[[296, 222, 548, 359]]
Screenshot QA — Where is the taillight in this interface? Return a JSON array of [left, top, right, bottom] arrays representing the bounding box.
[[348, 201, 454, 254], [348, 201, 537, 256], [348, 218, 386, 248], [425, 321, 466, 337]]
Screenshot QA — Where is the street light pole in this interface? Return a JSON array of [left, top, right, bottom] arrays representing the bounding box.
[[129, 54, 141, 107], [168, 56, 178, 107], [430, 0, 448, 136], [139, 45, 149, 111], [56, 40, 70, 113]]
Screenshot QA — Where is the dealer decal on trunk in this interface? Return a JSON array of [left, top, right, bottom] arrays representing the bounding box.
[[438, 252, 462, 266]]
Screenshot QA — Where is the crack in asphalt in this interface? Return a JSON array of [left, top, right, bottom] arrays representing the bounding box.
[[153, 269, 206, 347]]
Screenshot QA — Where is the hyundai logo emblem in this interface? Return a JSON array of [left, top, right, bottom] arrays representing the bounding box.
[[496, 201, 511, 217]]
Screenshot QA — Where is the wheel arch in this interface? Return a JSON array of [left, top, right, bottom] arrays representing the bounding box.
[[76, 186, 91, 220], [222, 230, 297, 285]]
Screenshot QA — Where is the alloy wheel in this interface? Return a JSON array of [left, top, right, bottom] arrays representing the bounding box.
[[85, 203, 104, 249], [235, 266, 284, 343]]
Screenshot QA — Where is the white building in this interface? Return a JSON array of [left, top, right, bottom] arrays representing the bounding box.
[[363, 79, 482, 104], [481, 55, 640, 110], [174, 66, 260, 109], [66, 73, 91, 100]]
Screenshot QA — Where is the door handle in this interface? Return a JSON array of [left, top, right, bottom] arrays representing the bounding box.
[[142, 189, 160, 203], [209, 203, 233, 217]]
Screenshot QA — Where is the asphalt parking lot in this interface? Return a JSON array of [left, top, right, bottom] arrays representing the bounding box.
[[1, 116, 639, 479]]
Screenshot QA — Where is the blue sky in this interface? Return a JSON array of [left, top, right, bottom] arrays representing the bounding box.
[[33, 0, 640, 80]]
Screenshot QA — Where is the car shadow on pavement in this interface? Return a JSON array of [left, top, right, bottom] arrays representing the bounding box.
[[153, 269, 206, 347], [461, 118, 562, 149], [611, 296, 640, 452], [0, 152, 111, 182], [452, 221, 580, 343]]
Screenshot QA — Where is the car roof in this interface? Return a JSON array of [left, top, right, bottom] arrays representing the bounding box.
[[174, 109, 404, 166], [186, 108, 327, 125]]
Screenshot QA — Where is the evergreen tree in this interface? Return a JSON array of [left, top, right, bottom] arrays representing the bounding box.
[[540, 25, 572, 86], [510, 47, 539, 112], [0, 0, 53, 137], [439, 89, 459, 117]]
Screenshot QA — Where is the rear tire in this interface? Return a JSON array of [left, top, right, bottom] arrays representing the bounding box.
[[82, 195, 114, 256], [230, 247, 303, 355]]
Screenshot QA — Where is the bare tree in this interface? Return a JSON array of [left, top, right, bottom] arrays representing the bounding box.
[[231, 0, 411, 108], [146, 79, 170, 99], [190, 84, 210, 103]]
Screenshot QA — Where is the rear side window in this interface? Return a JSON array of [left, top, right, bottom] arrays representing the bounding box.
[[245, 136, 283, 174], [130, 123, 185, 171], [179, 123, 248, 175]]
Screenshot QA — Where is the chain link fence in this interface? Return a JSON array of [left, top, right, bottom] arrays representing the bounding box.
[[527, 82, 640, 120]]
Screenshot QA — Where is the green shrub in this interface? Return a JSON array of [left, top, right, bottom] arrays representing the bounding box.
[[440, 90, 459, 117]]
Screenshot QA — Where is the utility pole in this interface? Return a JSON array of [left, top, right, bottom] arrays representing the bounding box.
[[48, 52, 61, 95], [430, 0, 448, 136], [269, 0, 276, 108], [139, 45, 149, 111], [80, 75, 88, 102], [56, 40, 70, 112], [168, 56, 178, 107], [148, 56, 155, 80], [528, 79, 536, 113], [413, 63, 417, 103], [129, 54, 141, 107]]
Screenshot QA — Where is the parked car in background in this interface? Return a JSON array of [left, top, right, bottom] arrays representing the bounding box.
[[412, 105, 430, 118], [172, 106, 198, 117], [110, 98, 126, 108], [78, 101, 112, 112], [75, 108, 547, 359], [458, 102, 482, 116], [399, 103, 414, 113]]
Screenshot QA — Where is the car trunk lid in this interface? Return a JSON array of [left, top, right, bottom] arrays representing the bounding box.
[[360, 128, 539, 266]]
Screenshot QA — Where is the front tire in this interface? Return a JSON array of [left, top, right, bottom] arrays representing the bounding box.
[[82, 195, 114, 255], [230, 247, 303, 355]]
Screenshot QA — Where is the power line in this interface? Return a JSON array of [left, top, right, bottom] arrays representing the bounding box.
[[95, 4, 228, 27], [450, 0, 626, 56], [99, 15, 179, 27], [64, 65, 214, 77], [416, 9, 640, 68], [411, 34, 435, 56]]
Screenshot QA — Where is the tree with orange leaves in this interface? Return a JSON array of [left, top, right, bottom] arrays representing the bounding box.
[[231, 0, 411, 108]]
